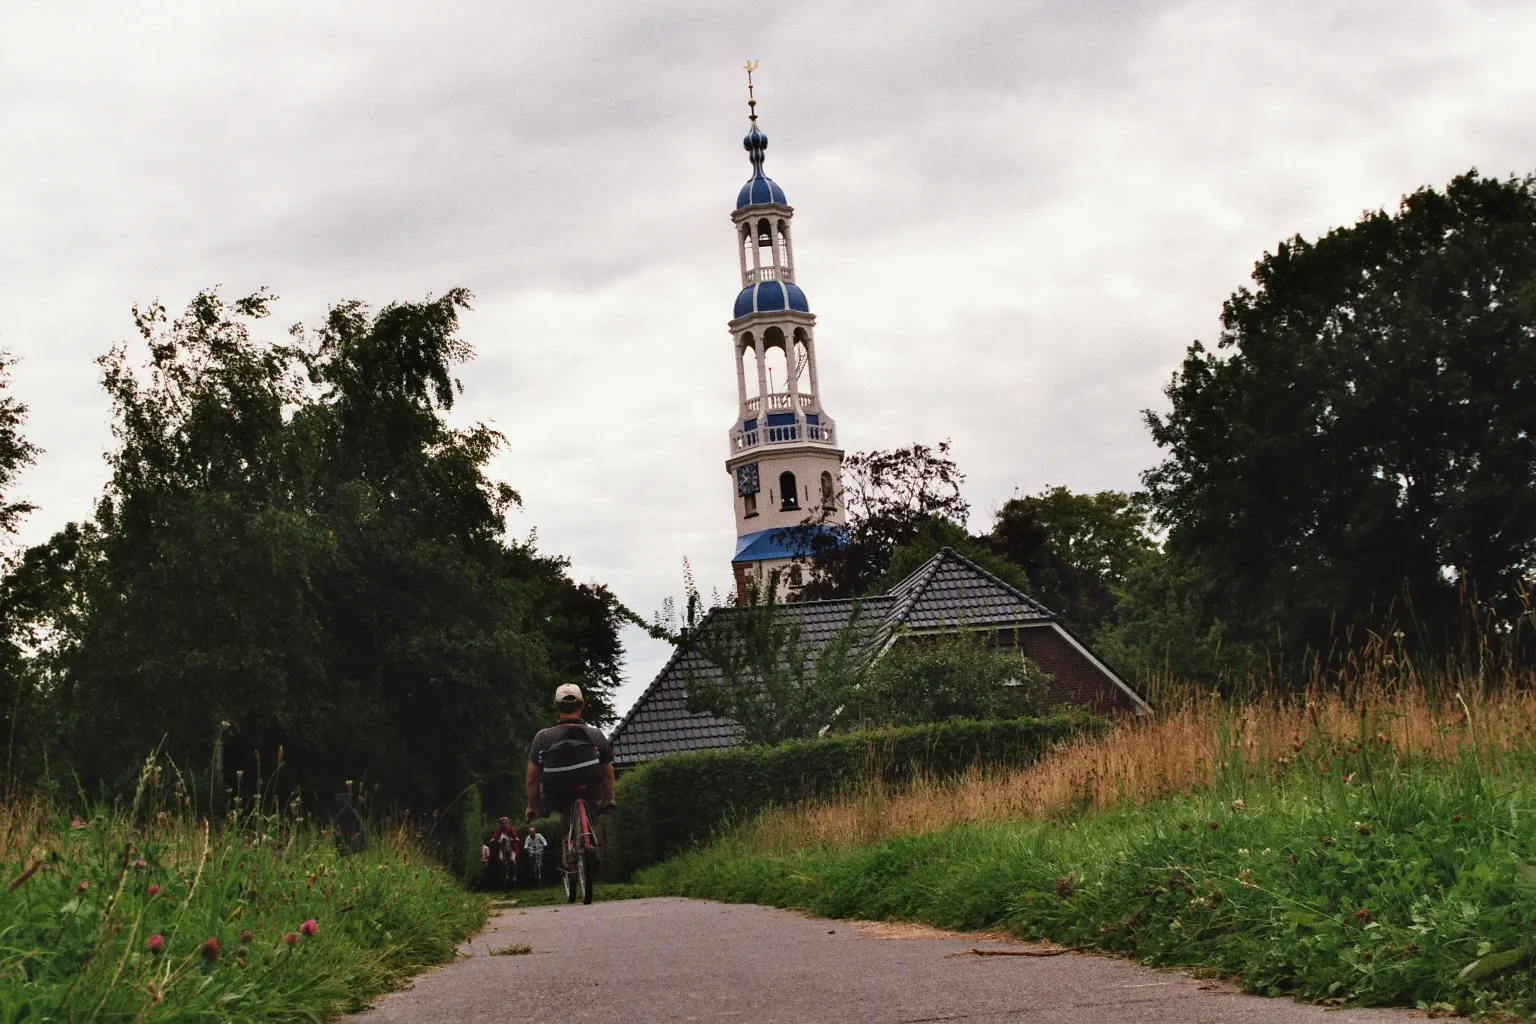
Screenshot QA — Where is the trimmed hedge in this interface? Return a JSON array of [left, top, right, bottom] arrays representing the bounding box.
[[605, 712, 1104, 877]]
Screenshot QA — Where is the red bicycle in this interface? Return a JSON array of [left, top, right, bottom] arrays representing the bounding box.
[[561, 797, 599, 905]]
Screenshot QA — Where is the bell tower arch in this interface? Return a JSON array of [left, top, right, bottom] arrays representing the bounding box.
[[724, 65, 845, 601]]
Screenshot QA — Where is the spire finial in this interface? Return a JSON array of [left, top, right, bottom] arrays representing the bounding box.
[[744, 60, 760, 123]]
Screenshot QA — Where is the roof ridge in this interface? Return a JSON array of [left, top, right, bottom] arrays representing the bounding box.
[[883, 546, 951, 624], [932, 546, 1059, 620]]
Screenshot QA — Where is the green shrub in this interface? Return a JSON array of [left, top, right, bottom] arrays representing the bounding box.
[[850, 631, 1050, 726], [606, 712, 1102, 877]]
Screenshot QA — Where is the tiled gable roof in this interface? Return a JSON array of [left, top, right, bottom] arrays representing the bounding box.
[[609, 548, 1089, 768], [889, 549, 1056, 630]]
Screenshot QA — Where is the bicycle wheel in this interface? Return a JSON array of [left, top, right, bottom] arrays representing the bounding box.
[[561, 831, 577, 904], [576, 800, 597, 904]]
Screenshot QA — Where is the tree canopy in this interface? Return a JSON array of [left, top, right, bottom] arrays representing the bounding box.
[[1143, 170, 1536, 663], [10, 289, 625, 813]]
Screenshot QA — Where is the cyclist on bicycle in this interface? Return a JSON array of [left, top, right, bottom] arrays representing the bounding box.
[[525, 683, 615, 825]]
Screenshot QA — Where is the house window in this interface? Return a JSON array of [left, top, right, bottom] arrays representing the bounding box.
[[788, 564, 803, 587], [743, 492, 758, 517], [820, 471, 834, 509], [779, 471, 799, 511]]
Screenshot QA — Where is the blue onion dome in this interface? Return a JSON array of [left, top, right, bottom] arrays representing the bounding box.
[[736, 125, 788, 209], [734, 280, 810, 318]]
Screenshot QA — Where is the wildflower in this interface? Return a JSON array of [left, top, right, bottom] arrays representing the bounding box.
[[147, 884, 161, 897], [201, 936, 220, 962], [240, 930, 253, 946], [76, 880, 89, 893], [1356, 824, 1372, 836], [285, 932, 299, 947], [71, 818, 86, 829], [1229, 800, 1246, 812], [1238, 868, 1254, 888], [1261, 848, 1272, 856], [1452, 813, 1464, 824], [146, 934, 166, 954], [1322, 835, 1335, 846], [133, 857, 148, 869], [1238, 848, 1250, 856], [1354, 908, 1373, 923], [300, 918, 319, 937], [1208, 821, 1219, 831], [1342, 774, 1354, 785]]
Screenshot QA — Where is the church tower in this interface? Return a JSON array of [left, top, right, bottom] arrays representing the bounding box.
[[725, 67, 845, 600]]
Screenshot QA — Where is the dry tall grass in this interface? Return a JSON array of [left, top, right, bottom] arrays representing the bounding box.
[[745, 649, 1536, 853]]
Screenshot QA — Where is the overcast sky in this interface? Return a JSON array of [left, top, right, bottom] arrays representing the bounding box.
[[2, 1, 1533, 717]]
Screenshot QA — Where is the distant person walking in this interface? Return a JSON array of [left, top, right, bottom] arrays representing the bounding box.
[[524, 827, 548, 886]]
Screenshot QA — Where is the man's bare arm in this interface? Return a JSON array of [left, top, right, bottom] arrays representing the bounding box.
[[601, 763, 616, 806]]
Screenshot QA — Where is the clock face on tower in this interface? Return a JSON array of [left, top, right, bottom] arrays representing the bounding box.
[[736, 462, 760, 496]]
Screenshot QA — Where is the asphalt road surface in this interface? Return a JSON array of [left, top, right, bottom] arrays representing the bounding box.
[[355, 897, 1458, 1023]]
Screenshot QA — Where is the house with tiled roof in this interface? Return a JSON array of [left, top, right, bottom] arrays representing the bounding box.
[[608, 547, 1150, 770]]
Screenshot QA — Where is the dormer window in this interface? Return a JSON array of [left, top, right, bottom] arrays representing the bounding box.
[[779, 471, 799, 511]]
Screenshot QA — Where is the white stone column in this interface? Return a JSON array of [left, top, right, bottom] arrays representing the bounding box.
[[736, 335, 750, 407], [754, 333, 768, 405], [804, 332, 822, 406]]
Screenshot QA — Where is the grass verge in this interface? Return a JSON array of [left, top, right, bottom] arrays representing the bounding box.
[[2, 771, 487, 1021], [640, 759, 1536, 1019], [635, 665, 1536, 1020]]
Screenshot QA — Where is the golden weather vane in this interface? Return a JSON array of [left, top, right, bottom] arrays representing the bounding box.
[[744, 60, 759, 122]]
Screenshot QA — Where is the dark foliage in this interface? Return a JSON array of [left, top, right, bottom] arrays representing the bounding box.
[[604, 712, 1103, 876], [0, 352, 39, 778], [848, 631, 1050, 727], [797, 441, 969, 599], [13, 289, 623, 814], [1143, 170, 1536, 665], [986, 487, 1156, 635]]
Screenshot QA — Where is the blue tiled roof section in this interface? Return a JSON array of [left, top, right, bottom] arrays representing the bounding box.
[[733, 281, 811, 318], [731, 524, 846, 563], [737, 125, 788, 209], [736, 176, 788, 209]]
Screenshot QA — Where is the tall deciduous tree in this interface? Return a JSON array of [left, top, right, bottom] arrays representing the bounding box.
[[987, 488, 1156, 635], [35, 289, 624, 811], [1144, 170, 1536, 663], [0, 351, 40, 780], [799, 441, 970, 599]]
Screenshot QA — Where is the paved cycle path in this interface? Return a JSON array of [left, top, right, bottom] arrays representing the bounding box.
[[356, 897, 1457, 1024]]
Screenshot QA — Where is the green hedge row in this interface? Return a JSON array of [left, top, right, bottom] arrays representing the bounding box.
[[605, 712, 1104, 877]]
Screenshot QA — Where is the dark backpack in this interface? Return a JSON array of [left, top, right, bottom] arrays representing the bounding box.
[[539, 725, 603, 795]]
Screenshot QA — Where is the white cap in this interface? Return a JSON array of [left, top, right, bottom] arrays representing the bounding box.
[[554, 683, 584, 706]]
